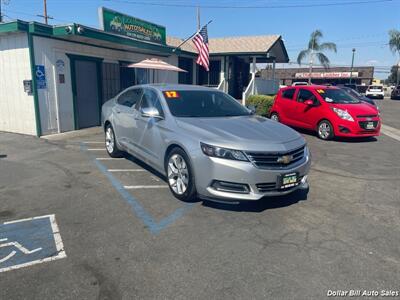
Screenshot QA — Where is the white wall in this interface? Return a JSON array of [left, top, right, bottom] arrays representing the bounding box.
[[0, 33, 37, 135], [33, 35, 179, 135]]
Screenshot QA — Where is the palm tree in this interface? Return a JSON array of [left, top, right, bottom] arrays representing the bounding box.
[[297, 30, 337, 84], [388, 29, 400, 85]]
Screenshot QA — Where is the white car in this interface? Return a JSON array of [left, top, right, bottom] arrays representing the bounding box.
[[292, 82, 308, 86], [365, 85, 384, 99]]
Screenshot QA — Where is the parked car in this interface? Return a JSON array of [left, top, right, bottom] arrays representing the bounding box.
[[340, 86, 377, 107], [270, 85, 381, 140], [365, 85, 384, 99], [292, 82, 308, 86], [102, 84, 311, 202], [390, 85, 400, 100]]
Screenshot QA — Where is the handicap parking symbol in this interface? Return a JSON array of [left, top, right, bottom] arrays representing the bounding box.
[[0, 215, 66, 273]]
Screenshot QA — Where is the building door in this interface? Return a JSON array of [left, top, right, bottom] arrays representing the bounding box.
[[74, 60, 101, 129]]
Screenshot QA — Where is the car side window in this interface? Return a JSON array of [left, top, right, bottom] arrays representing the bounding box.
[[140, 89, 164, 117], [282, 88, 295, 100], [117, 88, 142, 108], [297, 89, 317, 103]]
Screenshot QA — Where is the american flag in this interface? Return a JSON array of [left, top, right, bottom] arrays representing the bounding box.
[[192, 25, 209, 71]]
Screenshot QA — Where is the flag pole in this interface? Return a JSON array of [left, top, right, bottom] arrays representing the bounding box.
[[172, 20, 212, 52]]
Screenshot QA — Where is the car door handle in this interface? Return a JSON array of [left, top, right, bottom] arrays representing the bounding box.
[[116, 110, 121, 114]]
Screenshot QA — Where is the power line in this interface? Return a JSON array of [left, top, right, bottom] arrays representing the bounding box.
[[102, 0, 399, 9]]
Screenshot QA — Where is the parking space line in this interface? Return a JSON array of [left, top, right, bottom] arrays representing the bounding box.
[[95, 157, 125, 160], [87, 149, 105, 151], [381, 125, 400, 142], [124, 185, 169, 189], [80, 143, 194, 235], [82, 141, 103, 144], [108, 169, 145, 172]]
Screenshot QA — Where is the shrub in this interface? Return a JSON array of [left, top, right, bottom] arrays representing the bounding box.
[[246, 95, 275, 116]]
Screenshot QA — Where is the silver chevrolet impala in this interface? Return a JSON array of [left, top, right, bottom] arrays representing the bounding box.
[[101, 84, 311, 202]]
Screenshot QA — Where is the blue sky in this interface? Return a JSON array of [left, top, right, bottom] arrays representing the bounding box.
[[3, 0, 400, 78]]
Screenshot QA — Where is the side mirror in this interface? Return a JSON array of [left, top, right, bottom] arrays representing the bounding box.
[[304, 99, 314, 106], [141, 107, 163, 119], [246, 105, 256, 114]]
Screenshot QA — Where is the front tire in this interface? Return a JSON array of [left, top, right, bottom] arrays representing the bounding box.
[[165, 148, 197, 202], [105, 124, 123, 158], [317, 120, 334, 140]]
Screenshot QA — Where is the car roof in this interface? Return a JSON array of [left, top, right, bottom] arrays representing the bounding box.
[[134, 84, 219, 92]]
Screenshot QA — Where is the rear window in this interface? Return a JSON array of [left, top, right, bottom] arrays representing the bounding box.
[[281, 88, 295, 100], [369, 86, 383, 91]]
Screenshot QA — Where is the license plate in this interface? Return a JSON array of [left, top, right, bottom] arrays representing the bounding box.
[[366, 122, 375, 129], [281, 173, 298, 189]]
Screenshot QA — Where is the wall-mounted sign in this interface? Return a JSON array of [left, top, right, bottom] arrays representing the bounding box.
[[35, 65, 47, 89], [295, 72, 359, 79], [23, 80, 33, 94], [99, 7, 166, 45], [56, 59, 65, 73]]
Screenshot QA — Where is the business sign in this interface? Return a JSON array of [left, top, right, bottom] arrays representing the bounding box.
[[295, 72, 359, 79], [99, 7, 166, 45], [35, 65, 47, 89]]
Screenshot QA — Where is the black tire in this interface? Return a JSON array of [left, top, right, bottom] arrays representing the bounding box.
[[317, 120, 334, 140], [270, 112, 280, 122], [165, 147, 197, 202], [105, 124, 123, 158]]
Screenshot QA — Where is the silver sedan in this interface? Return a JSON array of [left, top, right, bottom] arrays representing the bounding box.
[[101, 84, 311, 202]]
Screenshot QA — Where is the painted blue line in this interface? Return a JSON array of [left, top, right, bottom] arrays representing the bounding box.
[[81, 143, 194, 235]]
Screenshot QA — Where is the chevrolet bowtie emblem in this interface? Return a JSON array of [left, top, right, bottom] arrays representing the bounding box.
[[277, 155, 293, 164]]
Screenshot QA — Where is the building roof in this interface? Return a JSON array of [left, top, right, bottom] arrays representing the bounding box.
[[167, 34, 283, 55]]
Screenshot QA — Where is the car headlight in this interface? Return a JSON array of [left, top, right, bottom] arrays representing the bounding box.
[[200, 143, 248, 161], [331, 107, 354, 122]]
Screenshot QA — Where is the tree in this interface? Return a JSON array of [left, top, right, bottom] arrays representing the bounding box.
[[387, 65, 399, 85], [388, 29, 400, 85], [297, 30, 337, 84]]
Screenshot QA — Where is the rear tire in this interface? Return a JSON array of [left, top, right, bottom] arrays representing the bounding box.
[[105, 124, 123, 158], [270, 112, 280, 122], [165, 148, 197, 202], [317, 120, 334, 140]]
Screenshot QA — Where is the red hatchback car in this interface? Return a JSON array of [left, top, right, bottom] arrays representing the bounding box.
[[270, 85, 381, 140]]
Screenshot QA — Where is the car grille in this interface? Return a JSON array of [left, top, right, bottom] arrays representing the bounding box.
[[256, 176, 304, 193], [359, 121, 379, 130], [245, 146, 305, 169], [356, 114, 378, 118]]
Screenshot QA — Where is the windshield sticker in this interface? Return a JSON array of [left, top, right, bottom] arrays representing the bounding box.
[[325, 97, 333, 103], [164, 91, 180, 99], [317, 89, 325, 94]]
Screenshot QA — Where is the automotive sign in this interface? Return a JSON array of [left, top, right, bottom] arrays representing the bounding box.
[[295, 72, 359, 79], [99, 7, 166, 45]]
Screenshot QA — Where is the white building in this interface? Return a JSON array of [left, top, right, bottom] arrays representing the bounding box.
[[0, 15, 288, 136]]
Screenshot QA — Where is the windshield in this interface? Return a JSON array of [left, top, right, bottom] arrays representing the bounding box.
[[317, 89, 361, 104], [163, 90, 251, 117]]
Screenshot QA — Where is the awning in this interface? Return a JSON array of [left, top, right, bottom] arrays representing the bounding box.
[[127, 58, 187, 72]]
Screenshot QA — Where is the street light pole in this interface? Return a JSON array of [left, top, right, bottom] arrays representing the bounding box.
[[349, 48, 356, 85]]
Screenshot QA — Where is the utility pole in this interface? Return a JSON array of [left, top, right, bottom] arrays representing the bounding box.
[[197, 6, 200, 31], [37, 0, 53, 24], [0, 0, 2, 23], [349, 48, 356, 85]]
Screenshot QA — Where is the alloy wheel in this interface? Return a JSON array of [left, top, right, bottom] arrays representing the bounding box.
[[105, 127, 114, 154], [167, 154, 189, 195], [271, 113, 279, 122], [318, 122, 331, 139]]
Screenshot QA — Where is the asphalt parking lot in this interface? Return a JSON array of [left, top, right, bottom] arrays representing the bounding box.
[[1, 98, 399, 299]]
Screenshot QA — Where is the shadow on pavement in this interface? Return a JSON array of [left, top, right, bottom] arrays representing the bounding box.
[[201, 188, 309, 212]]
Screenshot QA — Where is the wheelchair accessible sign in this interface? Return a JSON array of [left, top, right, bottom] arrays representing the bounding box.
[[35, 65, 47, 89], [0, 215, 66, 273]]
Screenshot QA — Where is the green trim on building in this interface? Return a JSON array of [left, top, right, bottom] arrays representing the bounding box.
[[27, 33, 42, 137]]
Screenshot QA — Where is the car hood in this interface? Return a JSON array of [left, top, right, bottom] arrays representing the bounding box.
[[175, 115, 305, 152], [330, 102, 379, 116]]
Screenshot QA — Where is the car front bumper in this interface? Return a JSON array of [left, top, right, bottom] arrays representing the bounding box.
[[333, 117, 381, 137], [191, 147, 311, 201]]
